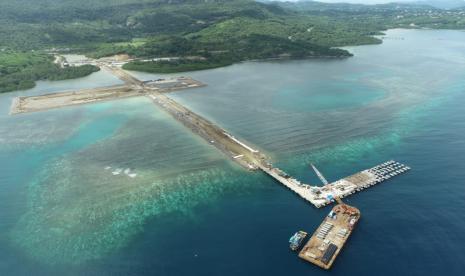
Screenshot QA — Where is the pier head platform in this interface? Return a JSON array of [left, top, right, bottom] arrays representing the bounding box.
[[259, 160, 410, 208]]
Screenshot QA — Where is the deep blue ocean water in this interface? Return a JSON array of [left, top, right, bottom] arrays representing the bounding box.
[[0, 29, 464, 275]]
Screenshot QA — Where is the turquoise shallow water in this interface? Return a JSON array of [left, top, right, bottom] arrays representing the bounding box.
[[1, 29, 465, 275], [273, 81, 385, 112]]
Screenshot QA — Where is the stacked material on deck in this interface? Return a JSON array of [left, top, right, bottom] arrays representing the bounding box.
[[321, 244, 338, 265]]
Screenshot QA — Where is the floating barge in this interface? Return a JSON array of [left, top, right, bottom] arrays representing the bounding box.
[[299, 203, 360, 269]]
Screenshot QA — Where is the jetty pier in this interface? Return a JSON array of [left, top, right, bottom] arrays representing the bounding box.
[[9, 59, 410, 209], [260, 160, 410, 208], [8, 58, 414, 270]]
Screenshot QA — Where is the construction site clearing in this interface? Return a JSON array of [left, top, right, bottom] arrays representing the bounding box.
[[9, 76, 205, 115], [10, 85, 136, 114], [298, 203, 361, 269]]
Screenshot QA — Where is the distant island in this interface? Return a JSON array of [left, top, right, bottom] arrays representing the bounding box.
[[0, 0, 464, 92]]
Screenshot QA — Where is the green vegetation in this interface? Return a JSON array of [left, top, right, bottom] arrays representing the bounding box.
[[274, 1, 465, 31], [0, 51, 99, 93], [123, 58, 233, 73], [0, 0, 464, 84], [121, 29, 351, 73]]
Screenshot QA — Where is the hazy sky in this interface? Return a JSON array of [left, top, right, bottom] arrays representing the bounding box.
[[280, 0, 410, 4]]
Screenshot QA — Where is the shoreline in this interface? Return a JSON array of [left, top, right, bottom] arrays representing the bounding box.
[[1, 28, 451, 97], [122, 54, 353, 75]]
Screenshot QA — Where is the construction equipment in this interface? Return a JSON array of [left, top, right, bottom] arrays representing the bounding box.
[[311, 164, 329, 185]]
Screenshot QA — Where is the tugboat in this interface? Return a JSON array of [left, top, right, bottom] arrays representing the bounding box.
[[289, 230, 308, 251]]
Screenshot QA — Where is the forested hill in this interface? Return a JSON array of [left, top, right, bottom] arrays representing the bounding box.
[[2, 0, 464, 55], [2, 0, 464, 51], [0, 0, 349, 92], [0, 0, 289, 49], [0, 0, 464, 91], [0, 0, 353, 59], [272, 0, 465, 30]]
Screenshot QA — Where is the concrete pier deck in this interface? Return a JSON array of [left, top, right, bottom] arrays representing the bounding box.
[[260, 160, 410, 208]]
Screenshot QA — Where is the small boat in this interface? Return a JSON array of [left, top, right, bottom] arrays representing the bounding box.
[[289, 230, 308, 251]]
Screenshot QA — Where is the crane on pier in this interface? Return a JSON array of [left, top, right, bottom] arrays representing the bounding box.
[[311, 164, 344, 204], [310, 164, 329, 185]]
